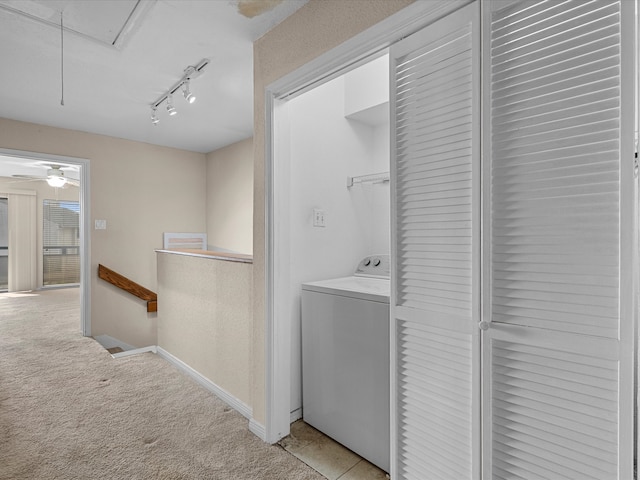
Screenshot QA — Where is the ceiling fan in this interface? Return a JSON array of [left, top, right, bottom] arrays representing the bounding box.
[[12, 165, 79, 188]]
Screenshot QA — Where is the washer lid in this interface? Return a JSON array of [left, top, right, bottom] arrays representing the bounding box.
[[302, 276, 390, 304]]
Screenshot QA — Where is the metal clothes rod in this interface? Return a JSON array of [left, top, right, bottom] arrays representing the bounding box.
[[347, 171, 390, 188]]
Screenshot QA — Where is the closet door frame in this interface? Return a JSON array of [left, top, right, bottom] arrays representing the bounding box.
[[263, 0, 475, 445]]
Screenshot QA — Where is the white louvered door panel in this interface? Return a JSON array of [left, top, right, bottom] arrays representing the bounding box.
[[483, 1, 636, 478], [390, 3, 480, 479]]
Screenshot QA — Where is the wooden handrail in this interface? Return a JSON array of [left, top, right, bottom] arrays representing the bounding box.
[[98, 264, 157, 313]]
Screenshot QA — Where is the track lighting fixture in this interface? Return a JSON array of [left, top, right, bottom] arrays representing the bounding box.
[[166, 94, 177, 116], [182, 80, 196, 104], [149, 58, 208, 124]]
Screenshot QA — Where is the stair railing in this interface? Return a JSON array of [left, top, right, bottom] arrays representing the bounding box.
[[97, 264, 157, 312]]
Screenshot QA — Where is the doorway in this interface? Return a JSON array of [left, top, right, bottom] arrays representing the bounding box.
[[264, 0, 472, 450], [285, 53, 390, 423], [0, 149, 90, 335]]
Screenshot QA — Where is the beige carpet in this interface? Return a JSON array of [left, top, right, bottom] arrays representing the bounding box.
[[0, 288, 323, 480]]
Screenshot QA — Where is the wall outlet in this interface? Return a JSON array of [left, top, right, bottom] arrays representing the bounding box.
[[313, 209, 326, 227], [95, 219, 107, 230]]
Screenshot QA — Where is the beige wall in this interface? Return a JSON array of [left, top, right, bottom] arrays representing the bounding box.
[[252, 0, 414, 424], [0, 118, 207, 347], [206, 138, 253, 254], [0, 177, 79, 289], [157, 252, 253, 407]]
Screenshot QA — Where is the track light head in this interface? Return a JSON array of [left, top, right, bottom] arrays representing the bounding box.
[[151, 107, 159, 125], [182, 81, 196, 104], [166, 94, 177, 116]]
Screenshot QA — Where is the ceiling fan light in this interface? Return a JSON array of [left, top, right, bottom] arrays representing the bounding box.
[[47, 176, 67, 188]]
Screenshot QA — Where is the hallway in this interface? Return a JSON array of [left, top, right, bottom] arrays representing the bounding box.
[[0, 288, 321, 479]]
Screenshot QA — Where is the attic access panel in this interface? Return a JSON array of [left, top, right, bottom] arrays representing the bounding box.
[[0, 0, 147, 48]]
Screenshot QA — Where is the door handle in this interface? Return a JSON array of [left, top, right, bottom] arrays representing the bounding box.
[[479, 321, 490, 331]]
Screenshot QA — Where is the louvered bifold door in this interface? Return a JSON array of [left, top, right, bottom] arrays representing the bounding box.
[[483, 1, 636, 479], [390, 3, 481, 479]]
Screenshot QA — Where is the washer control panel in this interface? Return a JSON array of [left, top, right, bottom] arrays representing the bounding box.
[[355, 254, 390, 278]]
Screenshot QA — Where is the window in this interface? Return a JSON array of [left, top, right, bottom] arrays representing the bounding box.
[[43, 200, 80, 286]]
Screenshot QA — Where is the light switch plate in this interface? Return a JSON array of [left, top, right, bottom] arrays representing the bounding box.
[[95, 219, 107, 230], [313, 209, 326, 227]]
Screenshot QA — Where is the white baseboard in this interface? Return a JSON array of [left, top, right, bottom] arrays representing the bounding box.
[[249, 419, 267, 441], [290, 407, 302, 423], [94, 334, 135, 352], [156, 347, 253, 420], [112, 345, 157, 358]]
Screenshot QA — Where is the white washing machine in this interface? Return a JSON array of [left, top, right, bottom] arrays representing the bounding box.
[[301, 255, 390, 472]]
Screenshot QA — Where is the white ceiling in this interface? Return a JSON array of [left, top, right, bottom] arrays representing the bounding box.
[[0, 0, 309, 162]]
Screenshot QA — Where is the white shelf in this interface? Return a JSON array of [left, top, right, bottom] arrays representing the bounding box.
[[347, 171, 390, 188]]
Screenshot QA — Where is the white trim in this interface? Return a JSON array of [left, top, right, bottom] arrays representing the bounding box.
[[635, 0, 640, 473], [264, 96, 293, 444], [0, 148, 91, 336], [480, 2, 493, 479], [618, 1, 637, 476], [470, 2, 483, 477], [111, 345, 157, 358], [264, 0, 473, 447], [290, 407, 302, 424], [94, 334, 136, 352], [388, 30, 399, 480], [155, 248, 252, 264], [249, 419, 267, 441], [264, 91, 278, 443], [268, 0, 472, 100], [156, 347, 253, 420]]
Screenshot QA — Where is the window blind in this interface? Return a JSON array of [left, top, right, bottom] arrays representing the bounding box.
[[43, 200, 80, 286]]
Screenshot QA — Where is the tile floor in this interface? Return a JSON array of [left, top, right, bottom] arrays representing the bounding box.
[[279, 420, 389, 480]]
